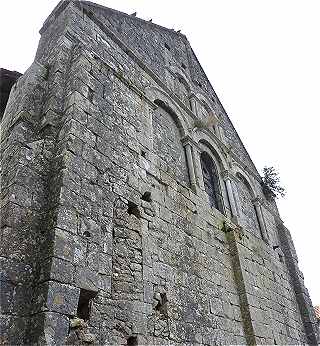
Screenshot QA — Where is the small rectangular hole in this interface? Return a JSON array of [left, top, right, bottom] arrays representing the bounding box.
[[141, 191, 152, 202], [127, 336, 138, 346], [127, 201, 141, 219], [77, 289, 97, 320], [88, 87, 94, 103]]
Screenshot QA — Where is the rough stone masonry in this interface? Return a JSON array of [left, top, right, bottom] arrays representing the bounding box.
[[0, 1, 319, 345]]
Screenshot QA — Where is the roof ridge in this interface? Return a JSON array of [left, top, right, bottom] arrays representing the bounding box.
[[81, 0, 186, 38]]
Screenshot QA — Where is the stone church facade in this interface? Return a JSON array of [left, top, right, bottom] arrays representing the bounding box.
[[1, 1, 319, 345]]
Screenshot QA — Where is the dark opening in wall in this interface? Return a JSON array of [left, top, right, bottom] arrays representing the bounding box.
[[44, 64, 50, 81], [155, 292, 168, 317], [278, 253, 284, 263], [127, 201, 141, 219], [141, 191, 152, 202], [83, 231, 91, 238], [181, 63, 186, 70], [88, 87, 94, 103], [127, 336, 138, 346], [164, 43, 171, 51], [77, 289, 97, 320], [141, 150, 146, 158]]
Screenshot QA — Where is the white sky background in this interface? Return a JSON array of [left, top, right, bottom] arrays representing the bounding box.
[[1, 1, 319, 305]]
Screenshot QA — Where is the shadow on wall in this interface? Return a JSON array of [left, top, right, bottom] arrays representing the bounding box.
[[0, 68, 22, 120]]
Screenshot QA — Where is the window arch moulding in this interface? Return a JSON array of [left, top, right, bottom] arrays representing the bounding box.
[[235, 171, 266, 240], [152, 98, 190, 187], [145, 86, 190, 137], [197, 140, 229, 215]]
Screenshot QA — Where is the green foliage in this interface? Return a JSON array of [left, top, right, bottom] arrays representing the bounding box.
[[262, 166, 286, 200]]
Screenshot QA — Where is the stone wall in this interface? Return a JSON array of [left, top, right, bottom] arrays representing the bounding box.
[[0, 1, 318, 345]]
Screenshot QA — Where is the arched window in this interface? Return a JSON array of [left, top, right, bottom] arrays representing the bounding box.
[[200, 152, 223, 213], [152, 100, 189, 187], [236, 173, 261, 237]]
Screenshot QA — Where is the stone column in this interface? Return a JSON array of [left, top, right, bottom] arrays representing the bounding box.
[[192, 143, 205, 190], [231, 179, 241, 219], [221, 170, 238, 221], [253, 197, 269, 243], [189, 96, 198, 116], [181, 136, 197, 192], [218, 126, 226, 145]]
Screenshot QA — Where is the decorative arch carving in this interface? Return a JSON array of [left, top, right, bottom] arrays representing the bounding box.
[[154, 99, 184, 137], [235, 171, 261, 236], [145, 86, 190, 136], [196, 134, 228, 171], [234, 170, 256, 198], [151, 97, 190, 187]]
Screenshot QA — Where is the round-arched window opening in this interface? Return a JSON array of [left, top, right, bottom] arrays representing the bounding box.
[[200, 152, 223, 213]]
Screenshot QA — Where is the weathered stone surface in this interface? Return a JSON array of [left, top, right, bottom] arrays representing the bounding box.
[[0, 1, 318, 345]]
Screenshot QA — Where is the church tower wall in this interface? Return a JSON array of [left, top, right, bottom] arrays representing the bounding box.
[[0, 1, 318, 345]]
